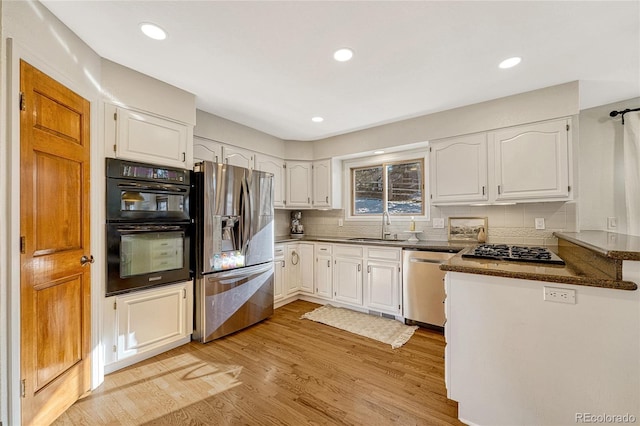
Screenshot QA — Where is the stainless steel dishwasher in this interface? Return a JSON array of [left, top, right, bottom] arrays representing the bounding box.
[[402, 249, 458, 329]]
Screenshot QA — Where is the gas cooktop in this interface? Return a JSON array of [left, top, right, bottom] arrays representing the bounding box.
[[462, 244, 565, 265]]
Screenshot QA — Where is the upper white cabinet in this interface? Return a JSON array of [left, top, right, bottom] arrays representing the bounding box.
[[255, 153, 286, 208], [430, 133, 488, 204], [286, 161, 313, 208], [430, 118, 572, 205], [193, 136, 222, 163], [491, 119, 570, 201], [111, 106, 190, 169], [313, 159, 331, 208], [222, 145, 255, 169]]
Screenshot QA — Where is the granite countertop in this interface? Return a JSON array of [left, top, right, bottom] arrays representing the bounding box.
[[275, 235, 472, 252], [440, 246, 637, 291], [553, 231, 640, 260]]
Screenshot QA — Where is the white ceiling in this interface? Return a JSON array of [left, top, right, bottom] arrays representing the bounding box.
[[40, 1, 640, 141]]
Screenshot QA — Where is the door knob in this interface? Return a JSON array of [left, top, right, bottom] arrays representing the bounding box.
[[80, 255, 95, 266]]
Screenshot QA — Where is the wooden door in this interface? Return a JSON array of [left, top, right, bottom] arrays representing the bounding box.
[[20, 60, 92, 425]]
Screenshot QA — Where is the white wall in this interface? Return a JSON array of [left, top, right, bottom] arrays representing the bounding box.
[[195, 109, 286, 158], [579, 97, 639, 233], [0, 2, 103, 424]]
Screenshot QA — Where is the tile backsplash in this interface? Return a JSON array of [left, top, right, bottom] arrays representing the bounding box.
[[275, 201, 577, 246]]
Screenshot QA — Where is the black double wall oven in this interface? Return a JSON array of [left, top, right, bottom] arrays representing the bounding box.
[[106, 158, 191, 296]]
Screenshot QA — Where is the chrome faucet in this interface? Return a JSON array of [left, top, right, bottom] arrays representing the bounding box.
[[381, 210, 392, 240]]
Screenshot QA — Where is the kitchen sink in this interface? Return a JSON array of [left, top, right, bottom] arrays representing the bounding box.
[[347, 237, 401, 242]]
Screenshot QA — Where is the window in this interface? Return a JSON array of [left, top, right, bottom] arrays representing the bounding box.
[[351, 159, 424, 216]]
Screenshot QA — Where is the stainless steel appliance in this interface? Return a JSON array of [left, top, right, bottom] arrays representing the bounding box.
[[402, 249, 458, 329], [462, 244, 565, 265], [193, 161, 274, 342], [105, 158, 192, 296]]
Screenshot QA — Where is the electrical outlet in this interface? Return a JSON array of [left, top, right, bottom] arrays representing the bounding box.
[[433, 218, 445, 229], [543, 286, 576, 304], [607, 217, 617, 229], [535, 218, 545, 230]]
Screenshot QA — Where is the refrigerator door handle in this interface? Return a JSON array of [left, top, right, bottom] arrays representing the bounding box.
[[241, 174, 252, 255]]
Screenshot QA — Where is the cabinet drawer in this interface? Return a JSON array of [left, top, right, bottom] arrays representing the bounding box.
[[315, 244, 332, 255], [333, 245, 363, 258], [367, 247, 401, 262], [274, 244, 285, 260]]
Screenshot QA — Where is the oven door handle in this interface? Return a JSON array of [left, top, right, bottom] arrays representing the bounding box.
[[117, 182, 188, 193], [117, 225, 184, 232]]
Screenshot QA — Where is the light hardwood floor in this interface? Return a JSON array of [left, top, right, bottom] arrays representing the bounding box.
[[54, 300, 463, 425]]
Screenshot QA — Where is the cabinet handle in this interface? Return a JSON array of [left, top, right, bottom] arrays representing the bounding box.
[[308, 197, 310, 204], [327, 260, 330, 267], [498, 185, 501, 194], [325, 196, 329, 203], [367, 265, 371, 273], [281, 260, 285, 267], [357, 264, 361, 272], [482, 186, 485, 195], [182, 152, 186, 162]]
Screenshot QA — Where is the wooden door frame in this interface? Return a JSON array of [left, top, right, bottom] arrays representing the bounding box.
[[3, 39, 105, 425]]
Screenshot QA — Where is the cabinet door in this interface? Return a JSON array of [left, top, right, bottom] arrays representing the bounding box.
[[312, 159, 331, 208], [333, 257, 363, 305], [273, 259, 285, 302], [366, 261, 400, 315], [286, 244, 301, 294], [315, 255, 333, 299], [285, 161, 312, 208], [116, 107, 189, 169], [222, 145, 254, 169], [491, 119, 570, 201], [115, 282, 190, 360], [193, 136, 222, 163], [255, 153, 285, 208], [430, 133, 488, 204], [299, 243, 315, 294]]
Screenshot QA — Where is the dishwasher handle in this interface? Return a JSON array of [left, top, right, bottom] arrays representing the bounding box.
[[409, 258, 444, 264]]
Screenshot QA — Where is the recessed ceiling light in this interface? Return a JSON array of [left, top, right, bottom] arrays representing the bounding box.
[[374, 150, 385, 154], [140, 23, 167, 40], [498, 56, 522, 69], [333, 48, 354, 62], [311, 116, 324, 123]]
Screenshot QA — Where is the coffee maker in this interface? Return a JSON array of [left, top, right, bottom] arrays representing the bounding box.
[[290, 211, 304, 238]]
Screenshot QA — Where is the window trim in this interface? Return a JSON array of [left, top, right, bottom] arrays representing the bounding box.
[[343, 149, 430, 222]]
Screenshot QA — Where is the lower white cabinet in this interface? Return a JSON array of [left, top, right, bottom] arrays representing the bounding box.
[[333, 245, 364, 306], [283, 242, 314, 296], [299, 243, 314, 294], [273, 244, 285, 302], [104, 281, 193, 373], [365, 247, 402, 315], [315, 244, 333, 299]]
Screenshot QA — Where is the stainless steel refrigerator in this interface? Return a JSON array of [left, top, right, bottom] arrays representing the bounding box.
[[193, 161, 274, 342]]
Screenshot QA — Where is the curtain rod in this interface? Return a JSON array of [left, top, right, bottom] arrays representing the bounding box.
[[609, 107, 640, 125]]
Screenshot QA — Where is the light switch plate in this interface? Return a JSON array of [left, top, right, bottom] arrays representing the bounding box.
[[433, 218, 445, 229]]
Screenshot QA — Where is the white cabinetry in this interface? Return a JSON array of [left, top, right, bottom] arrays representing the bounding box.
[[273, 244, 285, 302], [312, 159, 331, 208], [222, 145, 255, 169], [491, 119, 570, 201], [333, 245, 364, 306], [430, 118, 572, 205], [111, 106, 190, 169], [193, 136, 222, 163], [430, 133, 488, 204], [314, 244, 333, 299], [285, 161, 313, 208], [299, 243, 315, 294], [365, 247, 402, 316], [285, 245, 301, 295], [255, 153, 286, 208], [104, 281, 193, 373]]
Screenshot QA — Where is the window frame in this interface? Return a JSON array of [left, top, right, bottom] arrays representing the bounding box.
[[343, 149, 430, 222]]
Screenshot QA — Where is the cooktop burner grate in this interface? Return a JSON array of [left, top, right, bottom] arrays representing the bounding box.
[[462, 244, 565, 265]]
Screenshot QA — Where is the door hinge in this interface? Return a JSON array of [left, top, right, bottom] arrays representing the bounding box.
[[398, 266, 401, 272], [283, 163, 287, 169], [113, 301, 117, 310], [568, 185, 571, 192], [114, 112, 117, 121], [430, 194, 433, 199], [20, 236, 26, 254], [429, 147, 432, 152], [20, 379, 26, 398], [566, 124, 570, 131], [19, 92, 26, 111], [113, 144, 117, 153]]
